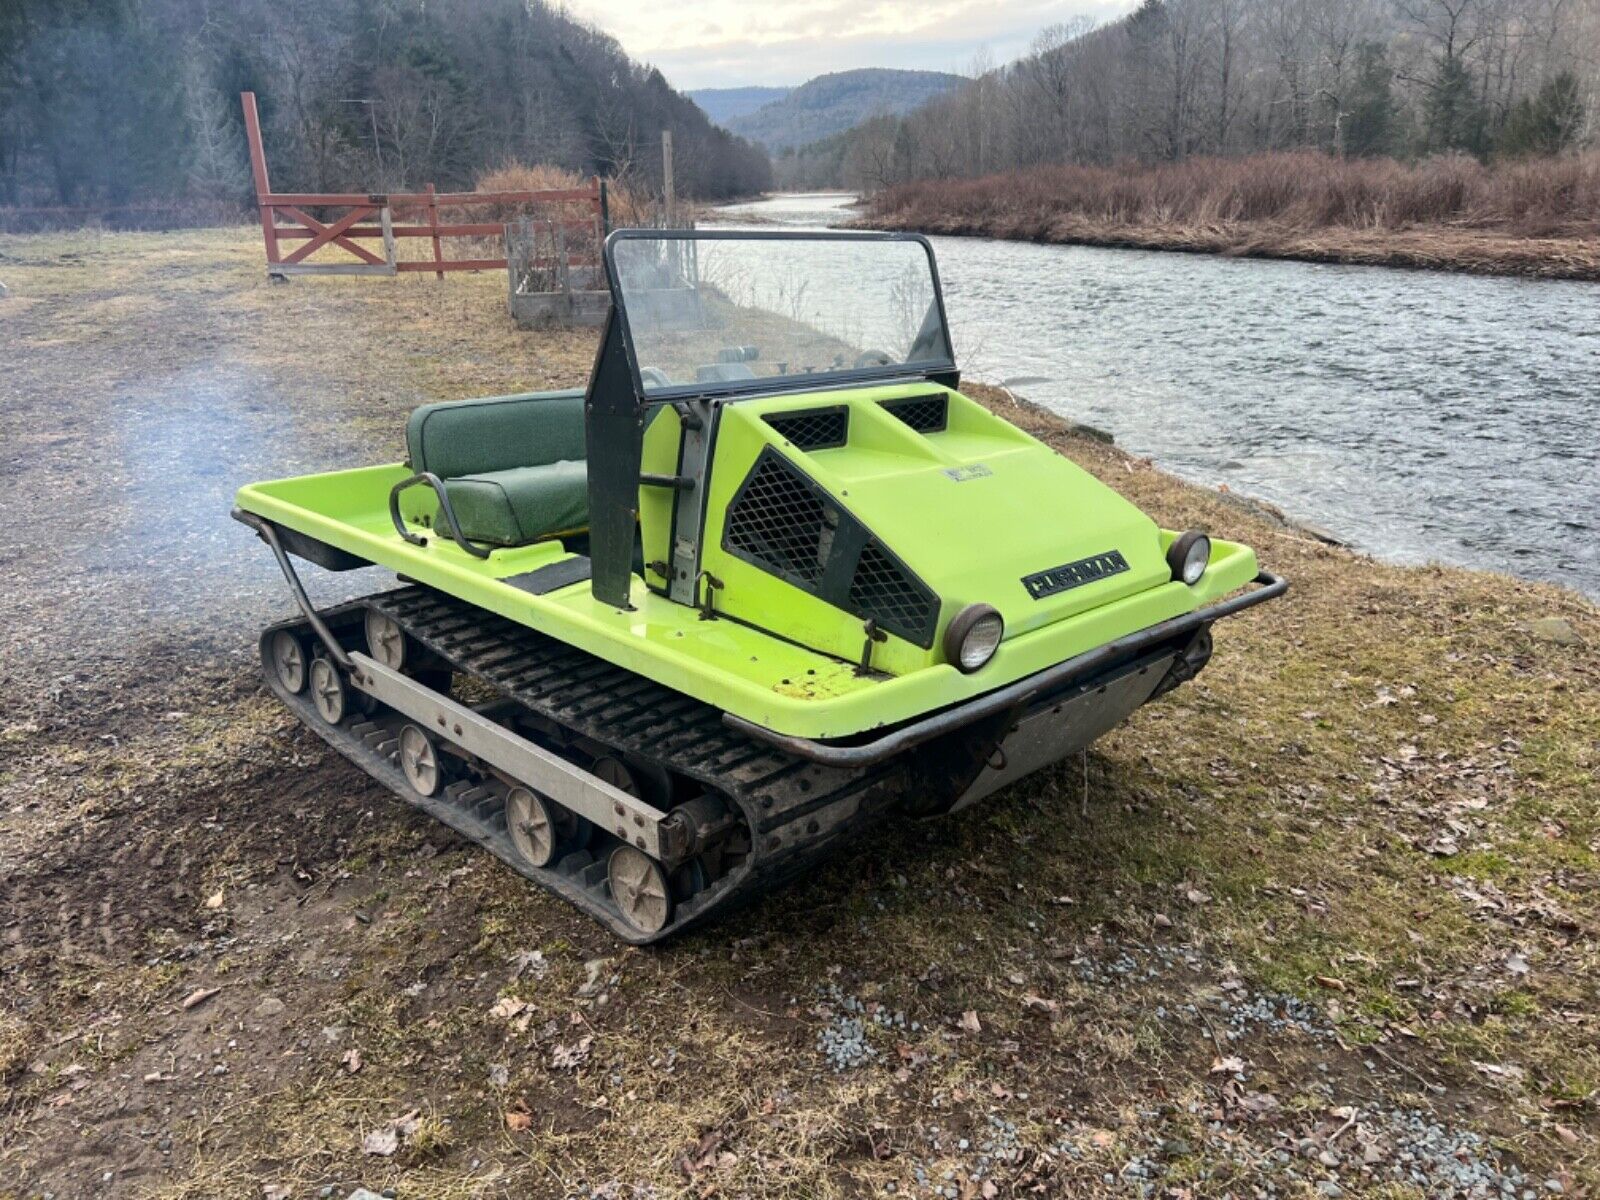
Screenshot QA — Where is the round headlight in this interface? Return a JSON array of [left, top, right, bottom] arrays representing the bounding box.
[[1167, 530, 1211, 586], [944, 604, 1004, 673]]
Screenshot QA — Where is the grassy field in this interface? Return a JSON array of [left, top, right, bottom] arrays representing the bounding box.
[[1, 226, 1596, 1199], [860, 152, 1600, 280]]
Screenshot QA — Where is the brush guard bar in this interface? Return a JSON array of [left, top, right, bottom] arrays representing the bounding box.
[[724, 570, 1288, 767]]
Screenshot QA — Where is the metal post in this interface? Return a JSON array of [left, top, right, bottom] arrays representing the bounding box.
[[240, 92, 281, 273]]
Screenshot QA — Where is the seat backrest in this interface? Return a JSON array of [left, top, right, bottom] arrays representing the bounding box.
[[406, 389, 586, 479]]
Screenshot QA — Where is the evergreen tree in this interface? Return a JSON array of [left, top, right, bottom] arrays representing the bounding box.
[[1344, 43, 1396, 158], [1499, 72, 1585, 157], [1424, 54, 1487, 156]]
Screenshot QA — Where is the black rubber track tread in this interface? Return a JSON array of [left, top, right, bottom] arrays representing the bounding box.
[[260, 585, 906, 942]]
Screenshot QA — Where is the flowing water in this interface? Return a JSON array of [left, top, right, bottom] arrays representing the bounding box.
[[715, 193, 1600, 598]]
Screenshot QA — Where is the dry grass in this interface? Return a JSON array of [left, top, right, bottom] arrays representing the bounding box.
[[864, 152, 1600, 279], [469, 162, 650, 227], [0, 227, 1596, 1197]]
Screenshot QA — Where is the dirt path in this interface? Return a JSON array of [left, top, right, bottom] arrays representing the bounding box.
[[1, 228, 1595, 1198]]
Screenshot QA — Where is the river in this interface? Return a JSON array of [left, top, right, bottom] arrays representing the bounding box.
[[713, 192, 1600, 599]]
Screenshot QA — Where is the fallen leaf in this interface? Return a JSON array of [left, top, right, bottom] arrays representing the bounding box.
[[505, 1101, 533, 1132], [341, 1048, 363, 1074], [510, 949, 548, 979], [362, 1126, 399, 1157], [1152, 913, 1173, 929], [577, 957, 612, 998], [959, 1010, 982, 1035], [551, 1034, 593, 1071], [1184, 887, 1211, 905], [181, 987, 220, 1010], [677, 1129, 725, 1178], [1210, 1055, 1246, 1075], [204, 889, 225, 910], [1314, 975, 1347, 992], [1021, 992, 1060, 1015], [489, 996, 528, 1021]]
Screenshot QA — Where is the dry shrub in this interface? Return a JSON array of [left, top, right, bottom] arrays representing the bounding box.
[[468, 161, 649, 227], [872, 151, 1600, 240]]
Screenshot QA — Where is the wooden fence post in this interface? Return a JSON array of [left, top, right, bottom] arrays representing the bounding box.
[[425, 183, 444, 280], [661, 130, 675, 226], [379, 204, 398, 276], [240, 92, 282, 275]]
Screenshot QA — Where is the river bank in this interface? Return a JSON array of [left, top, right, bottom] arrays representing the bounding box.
[[1, 227, 1597, 1195], [857, 152, 1600, 281], [864, 209, 1600, 279]]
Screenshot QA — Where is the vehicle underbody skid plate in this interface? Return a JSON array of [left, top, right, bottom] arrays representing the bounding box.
[[952, 648, 1176, 810]]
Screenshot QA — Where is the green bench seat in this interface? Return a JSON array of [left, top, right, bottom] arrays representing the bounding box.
[[405, 390, 588, 547]]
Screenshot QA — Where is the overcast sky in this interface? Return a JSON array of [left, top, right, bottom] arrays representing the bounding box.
[[559, 0, 1135, 90]]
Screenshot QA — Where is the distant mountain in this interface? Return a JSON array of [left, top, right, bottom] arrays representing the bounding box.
[[723, 69, 965, 152], [689, 86, 792, 126]]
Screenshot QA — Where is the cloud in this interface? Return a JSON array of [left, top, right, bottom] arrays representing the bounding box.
[[560, 0, 1134, 89]]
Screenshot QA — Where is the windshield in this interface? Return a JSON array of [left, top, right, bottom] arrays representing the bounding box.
[[606, 232, 954, 398]]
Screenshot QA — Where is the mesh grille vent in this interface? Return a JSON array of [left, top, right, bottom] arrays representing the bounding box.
[[881, 393, 948, 434], [850, 541, 937, 644], [764, 406, 848, 451], [724, 453, 834, 586]]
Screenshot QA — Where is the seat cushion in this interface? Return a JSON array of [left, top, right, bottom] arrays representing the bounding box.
[[407, 390, 586, 480], [443, 460, 589, 547]]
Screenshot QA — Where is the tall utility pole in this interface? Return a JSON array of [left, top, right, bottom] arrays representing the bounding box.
[[661, 129, 675, 226]]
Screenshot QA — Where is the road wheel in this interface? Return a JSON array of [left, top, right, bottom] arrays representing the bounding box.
[[270, 630, 307, 694], [365, 610, 407, 670], [398, 723, 442, 796], [608, 845, 673, 935], [505, 786, 558, 867], [309, 658, 346, 725]]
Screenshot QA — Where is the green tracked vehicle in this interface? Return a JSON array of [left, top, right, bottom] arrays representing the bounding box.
[[235, 230, 1285, 941]]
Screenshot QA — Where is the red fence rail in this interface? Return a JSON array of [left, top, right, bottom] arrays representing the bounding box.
[[242, 92, 607, 280]]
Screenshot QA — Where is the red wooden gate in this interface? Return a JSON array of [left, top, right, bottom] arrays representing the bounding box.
[[242, 92, 606, 280]]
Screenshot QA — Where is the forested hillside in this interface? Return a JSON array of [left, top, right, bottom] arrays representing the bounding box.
[[726, 69, 964, 152], [785, 0, 1598, 189], [0, 0, 771, 212]]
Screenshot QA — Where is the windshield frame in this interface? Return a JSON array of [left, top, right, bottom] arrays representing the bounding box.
[[600, 228, 957, 405]]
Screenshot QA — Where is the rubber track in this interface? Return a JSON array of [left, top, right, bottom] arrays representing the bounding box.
[[261, 586, 912, 942]]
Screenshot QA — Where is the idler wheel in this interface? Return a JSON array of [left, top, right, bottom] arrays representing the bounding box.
[[505, 786, 558, 868], [364, 610, 407, 670], [398, 723, 442, 796], [270, 631, 307, 694], [608, 846, 673, 935], [308, 658, 347, 725]]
